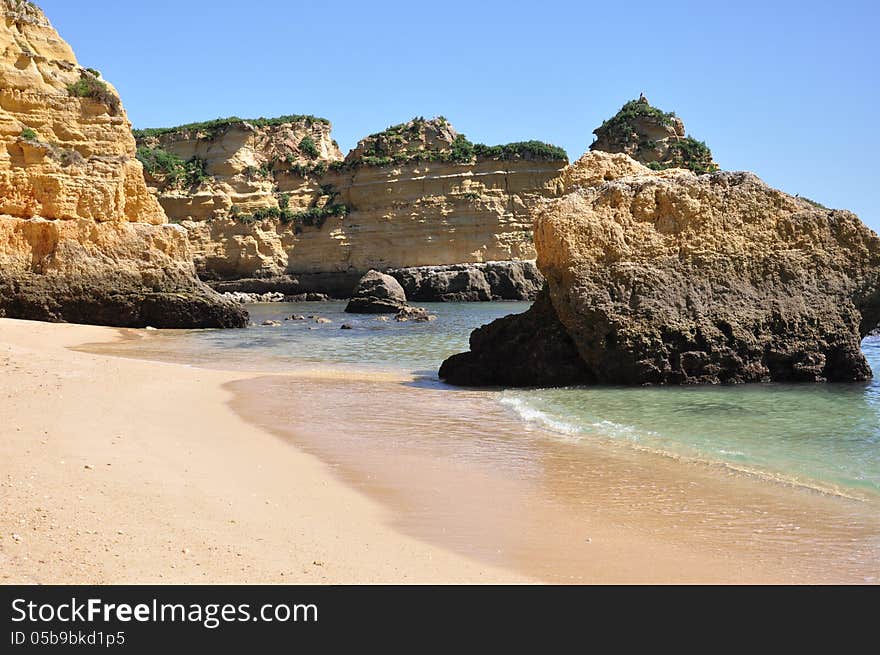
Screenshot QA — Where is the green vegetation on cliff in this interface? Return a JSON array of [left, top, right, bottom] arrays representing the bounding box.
[[133, 114, 331, 140], [299, 135, 319, 158], [596, 99, 677, 142], [593, 97, 717, 174], [66, 70, 120, 115], [649, 137, 715, 174], [136, 146, 209, 188], [351, 117, 567, 167], [229, 184, 348, 232]]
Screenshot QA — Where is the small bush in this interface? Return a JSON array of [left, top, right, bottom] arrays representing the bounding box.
[[136, 146, 210, 187], [230, 199, 349, 230], [299, 136, 319, 159], [20, 127, 37, 141], [657, 137, 715, 174], [67, 71, 120, 115]]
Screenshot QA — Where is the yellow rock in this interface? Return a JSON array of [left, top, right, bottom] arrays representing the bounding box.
[[0, 0, 245, 327]]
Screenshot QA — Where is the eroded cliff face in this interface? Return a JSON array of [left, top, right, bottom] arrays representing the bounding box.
[[138, 116, 566, 284], [135, 116, 342, 226], [0, 0, 245, 327], [441, 151, 880, 386]]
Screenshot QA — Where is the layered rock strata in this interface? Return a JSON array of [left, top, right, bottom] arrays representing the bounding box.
[[441, 151, 880, 386], [0, 0, 245, 327], [137, 116, 567, 293]]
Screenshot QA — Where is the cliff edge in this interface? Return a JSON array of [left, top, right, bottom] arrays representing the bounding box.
[[0, 0, 245, 327], [136, 115, 566, 296]]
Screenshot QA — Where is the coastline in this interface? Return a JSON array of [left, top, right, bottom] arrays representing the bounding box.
[[3, 318, 878, 584], [0, 318, 530, 584]]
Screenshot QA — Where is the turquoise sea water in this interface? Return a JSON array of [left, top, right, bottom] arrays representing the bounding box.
[[143, 300, 880, 500]]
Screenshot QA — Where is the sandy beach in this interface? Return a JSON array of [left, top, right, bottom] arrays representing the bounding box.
[[2, 317, 878, 584], [0, 318, 531, 584]]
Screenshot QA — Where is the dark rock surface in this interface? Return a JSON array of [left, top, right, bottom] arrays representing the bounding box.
[[0, 277, 247, 329], [389, 261, 543, 302], [207, 272, 362, 299], [439, 287, 592, 387]]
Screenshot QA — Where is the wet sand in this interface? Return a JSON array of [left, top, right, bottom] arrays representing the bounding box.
[[230, 375, 880, 584], [4, 318, 878, 583], [0, 318, 530, 583]]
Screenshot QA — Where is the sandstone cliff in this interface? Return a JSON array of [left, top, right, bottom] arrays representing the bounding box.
[[441, 151, 880, 386], [137, 116, 566, 293], [0, 0, 245, 327], [591, 95, 717, 174]]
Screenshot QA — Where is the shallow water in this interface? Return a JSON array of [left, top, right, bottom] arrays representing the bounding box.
[[124, 301, 880, 503], [90, 300, 880, 581]]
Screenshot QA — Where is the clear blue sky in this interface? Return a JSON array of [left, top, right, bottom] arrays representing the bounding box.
[[39, 0, 879, 230]]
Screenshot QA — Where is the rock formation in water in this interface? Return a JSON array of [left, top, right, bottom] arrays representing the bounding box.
[[591, 95, 717, 174], [388, 261, 544, 302], [440, 151, 880, 386], [345, 270, 409, 314], [136, 115, 566, 299], [0, 0, 246, 327], [439, 287, 591, 386]]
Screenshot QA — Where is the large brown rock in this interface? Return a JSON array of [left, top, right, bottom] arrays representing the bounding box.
[[345, 270, 408, 314], [441, 151, 880, 386], [0, 0, 246, 327]]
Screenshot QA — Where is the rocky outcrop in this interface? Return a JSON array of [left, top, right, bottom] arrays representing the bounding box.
[[439, 287, 591, 386], [388, 261, 544, 302], [591, 95, 717, 174], [345, 270, 408, 313], [137, 115, 567, 289], [0, 0, 246, 327], [441, 151, 880, 386], [208, 272, 360, 298]]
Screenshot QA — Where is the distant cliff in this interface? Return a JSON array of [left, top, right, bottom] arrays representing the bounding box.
[[135, 116, 567, 293], [591, 95, 717, 174], [0, 0, 245, 327]]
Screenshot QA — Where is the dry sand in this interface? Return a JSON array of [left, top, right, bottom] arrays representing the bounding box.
[[0, 318, 531, 583], [2, 318, 875, 584]]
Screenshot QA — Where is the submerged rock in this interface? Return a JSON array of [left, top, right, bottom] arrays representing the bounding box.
[[345, 270, 409, 314], [395, 306, 437, 323], [441, 151, 880, 386]]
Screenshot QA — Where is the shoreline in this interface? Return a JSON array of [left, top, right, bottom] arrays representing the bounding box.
[[227, 374, 880, 583], [0, 318, 531, 583], [3, 318, 878, 583]]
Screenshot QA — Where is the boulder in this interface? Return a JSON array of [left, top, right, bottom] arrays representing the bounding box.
[[395, 306, 437, 323], [441, 151, 880, 386], [345, 270, 408, 314]]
